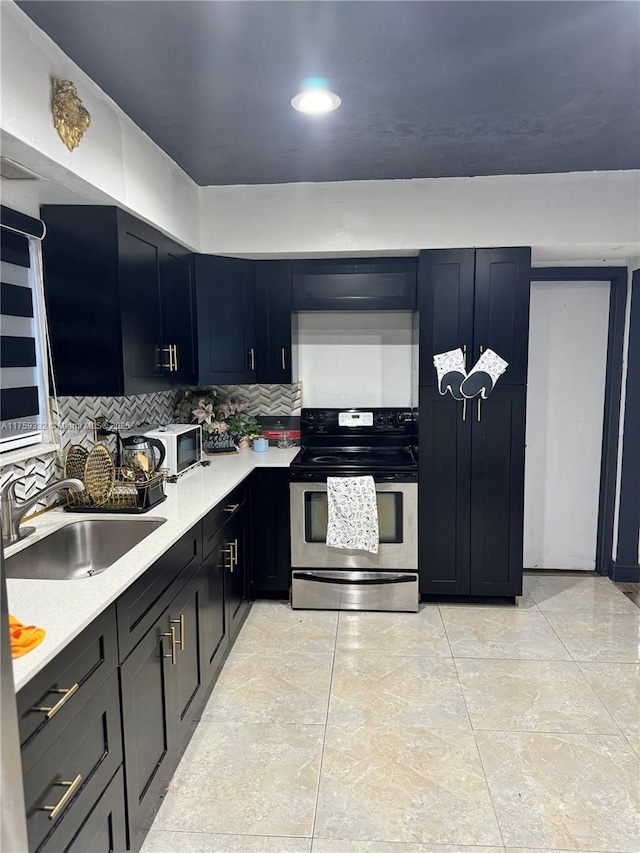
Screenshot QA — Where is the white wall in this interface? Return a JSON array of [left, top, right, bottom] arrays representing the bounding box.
[[293, 313, 414, 407], [524, 280, 611, 570], [199, 172, 640, 262], [0, 3, 200, 248]]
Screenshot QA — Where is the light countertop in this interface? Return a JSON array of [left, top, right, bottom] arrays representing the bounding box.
[[6, 447, 298, 692]]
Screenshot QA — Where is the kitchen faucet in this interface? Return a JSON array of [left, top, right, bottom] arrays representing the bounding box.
[[1, 476, 84, 547]]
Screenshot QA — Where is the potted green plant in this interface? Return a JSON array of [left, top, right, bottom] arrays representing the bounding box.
[[173, 388, 236, 454], [218, 400, 263, 450]]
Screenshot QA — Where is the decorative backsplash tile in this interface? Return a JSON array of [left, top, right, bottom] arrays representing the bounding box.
[[0, 383, 302, 513]]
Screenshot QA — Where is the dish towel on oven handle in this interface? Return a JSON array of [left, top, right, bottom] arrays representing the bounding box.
[[326, 475, 379, 554]]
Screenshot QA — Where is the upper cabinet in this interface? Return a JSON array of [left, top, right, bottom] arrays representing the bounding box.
[[41, 206, 197, 396], [291, 258, 417, 311], [418, 247, 531, 386], [196, 256, 292, 385]]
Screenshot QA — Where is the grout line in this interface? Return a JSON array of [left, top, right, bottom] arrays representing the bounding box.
[[309, 609, 339, 839], [441, 610, 507, 849]]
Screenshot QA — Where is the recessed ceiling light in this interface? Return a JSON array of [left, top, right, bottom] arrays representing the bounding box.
[[291, 79, 341, 115]]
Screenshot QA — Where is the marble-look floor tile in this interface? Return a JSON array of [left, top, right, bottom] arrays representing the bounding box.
[[142, 831, 312, 852], [328, 654, 470, 729], [476, 730, 640, 852], [153, 722, 323, 836], [526, 575, 638, 615], [440, 607, 571, 660], [313, 841, 505, 852], [233, 601, 338, 654], [578, 662, 640, 745], [336, 607, 451, 657], [456, 658, 619, 733], [200, 651, 333, 724], [544, 612, 640, 662], [506, 849, 612, 853], [314, 726, 502, 845]]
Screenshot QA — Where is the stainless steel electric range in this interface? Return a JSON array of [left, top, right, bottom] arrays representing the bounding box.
[[289, 408, 419, 612]]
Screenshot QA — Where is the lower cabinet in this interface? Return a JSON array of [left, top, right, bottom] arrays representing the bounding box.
[[200, 526, 229, 681], [250, 469, 291, 596], [64, 767, 127, 853], [225, 505, 251, 644]]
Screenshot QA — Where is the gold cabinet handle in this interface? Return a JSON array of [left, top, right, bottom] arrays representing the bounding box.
[[161, 627, 178, 665], [281, 347, 286, 370], [160, 345, 174, 371], [224, 503, 240, 513], [477, 398, 482, 422], [32, 683, 79, 719], [462, 399, 467, 422], [249, 348, 255, 371], [172, 344, 178, 372], [222, 545, 234, 572], [233, 538, 238, 567], [42, 774, 82, 821], [462, 344, 467, 367], [479, 345, 484, 356], [170, 614, 185, 651]]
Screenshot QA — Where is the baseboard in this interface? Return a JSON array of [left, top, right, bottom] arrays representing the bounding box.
[[608, 559, 640, 582]]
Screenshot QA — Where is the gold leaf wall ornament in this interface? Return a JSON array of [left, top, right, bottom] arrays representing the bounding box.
[[51, 77, 91, 151]]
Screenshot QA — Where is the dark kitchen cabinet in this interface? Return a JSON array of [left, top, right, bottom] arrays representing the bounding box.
[[469, 385, 527, 596], [120, 608, 173, 847], [41, 205, 196, 396], [224, 504, 251, 644], [417, 247, 530, 599], [292, 257, 417, 311], [63, 767, 127, 853], [250, 469, 291, 596], [255, 260, 292, 383], [418, 247, 530, 386], [418, 385, 526, 598], [200, 525, 229, 681], [196, 254, 257, 384]]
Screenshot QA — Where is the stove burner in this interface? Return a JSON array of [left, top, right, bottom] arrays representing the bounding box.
[[312, 455, 343, 464]]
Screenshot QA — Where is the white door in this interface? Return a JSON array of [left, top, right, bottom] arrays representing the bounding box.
[[524, 280, 610, 570]]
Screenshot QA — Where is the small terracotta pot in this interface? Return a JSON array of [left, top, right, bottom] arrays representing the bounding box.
[[237, 437, 250, 450]]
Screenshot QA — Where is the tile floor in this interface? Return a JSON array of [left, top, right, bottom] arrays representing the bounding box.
[[142, 573, 640, 853]]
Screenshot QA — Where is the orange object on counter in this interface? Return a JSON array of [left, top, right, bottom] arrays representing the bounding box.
[[8, 614, 46, 658]]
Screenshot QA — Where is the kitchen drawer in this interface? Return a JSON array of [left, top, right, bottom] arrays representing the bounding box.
[[17, 606, 118, 773], [40, 767, 126, 853], [202, 484, 246, 558], [117, 525, 202, 661], [23, 670, 123, 853]]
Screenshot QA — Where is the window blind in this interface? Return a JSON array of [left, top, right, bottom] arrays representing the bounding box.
[[1, 208, 49, 452]]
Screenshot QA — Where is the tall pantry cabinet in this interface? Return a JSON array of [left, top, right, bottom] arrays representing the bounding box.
[[418, 248, 531, 597]]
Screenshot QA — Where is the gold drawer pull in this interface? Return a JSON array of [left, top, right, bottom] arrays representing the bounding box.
[[43, 774, 82, 820], [233, 538, 239, 567], [161, 627, 178, 665], [224, 503, 240, 513], [171, 614, 185, 650], [281, 347, 286, 370], [32, 683, 79, 719], [222, 546, 234, 572]]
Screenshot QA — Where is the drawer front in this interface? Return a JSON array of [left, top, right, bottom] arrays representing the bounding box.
[[40, 767, 126, 853], [117, 526, 202, 662], [24, 670, 123, 853], [202, 484, 246, 558], [18, 606, 118, 772]]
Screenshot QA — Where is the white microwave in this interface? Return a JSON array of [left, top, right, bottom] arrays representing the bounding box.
[[143, 424, 202, 477]]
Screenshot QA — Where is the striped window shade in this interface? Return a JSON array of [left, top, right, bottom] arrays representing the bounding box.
[[1, 208, 49, 452]]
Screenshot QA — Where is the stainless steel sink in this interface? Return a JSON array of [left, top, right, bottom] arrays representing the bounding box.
[[5, 518, 166, 580]]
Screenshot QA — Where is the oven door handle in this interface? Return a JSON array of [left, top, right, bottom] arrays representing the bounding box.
[[292, 571, 416, 585]]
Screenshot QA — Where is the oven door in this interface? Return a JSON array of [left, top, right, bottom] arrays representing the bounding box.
[[290, 481, 417, 570]]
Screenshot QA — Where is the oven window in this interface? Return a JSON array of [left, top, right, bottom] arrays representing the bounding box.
[[304, 492, 403, 543], [177, 432, 198, 471]]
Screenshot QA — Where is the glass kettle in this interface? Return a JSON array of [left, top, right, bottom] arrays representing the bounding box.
[[121, 435, 166, 480]]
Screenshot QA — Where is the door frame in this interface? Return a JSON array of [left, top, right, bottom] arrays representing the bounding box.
[[530, 267, 627, 576]]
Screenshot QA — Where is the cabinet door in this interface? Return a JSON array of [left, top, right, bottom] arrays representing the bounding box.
[[292, 258, 417, 311], [120, 611, 173, 843], [473, 247, 531, 385], [250, 469, 291, 595], [200, 528, 229, 681], [161, 243, 197, 386], [418, 249, 475, 386], [118, 217, 169, 394], [226, 510, 251, 644], [255, 261, 292, 383], [63, 767, 126, 853], [168, 571, 204, 748], [469, 386, 526, 596], [196, 255, 256, 384], [418, 386, 471, 595]]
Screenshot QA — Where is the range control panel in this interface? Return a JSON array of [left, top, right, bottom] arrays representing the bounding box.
[[301, 408, 415, 435]]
